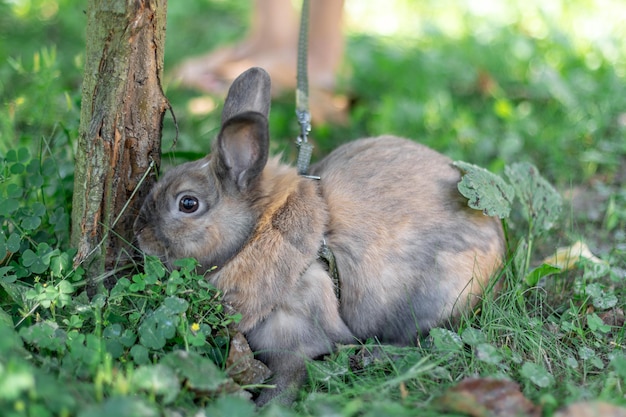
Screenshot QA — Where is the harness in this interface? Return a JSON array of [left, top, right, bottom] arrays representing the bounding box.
[[318, 239, 341, 300]]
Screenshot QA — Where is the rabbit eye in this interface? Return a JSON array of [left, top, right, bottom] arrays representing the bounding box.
[[179, 196, 199, 213]]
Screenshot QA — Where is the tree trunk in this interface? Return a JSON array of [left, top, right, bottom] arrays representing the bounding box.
[[71, 0, 168, 291]]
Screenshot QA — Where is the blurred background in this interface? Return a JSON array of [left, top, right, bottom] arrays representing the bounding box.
[[1, 0, 625, 187]]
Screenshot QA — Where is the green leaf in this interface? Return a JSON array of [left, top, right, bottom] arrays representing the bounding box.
[[0, 198, 19, 215], [65, 332, 102, 371], [103, 324, 136, 358], [1, 281, 32, 308], [460, 327, 486, 346], [129, 274, 146, 292], [50, 251, 72, 278], [19, 321, 67, 354], [10, 162, 25, 174], [7, 233, 21, 253], [5, 149, 18, 162], [173, 257, 199, 272], [27, 173, 44, 188], [0, 306, 14, 328], [6, 183, 23, 198], [109, 277, 131, 299], [0, 312, 27, 363], [453, 160, 514, 218], [610, 354, 626, 380], [163, 296, 189, 313], [26, 159, 40, 174], [583, 261, 611, 280], [578, 346, 597, 361], [205, 395, 257, 417], [138, 297, 188, 349], [119, 328, 137, 348], [49, 207, 69, 232], [41, 158, 56, 176], [586, 313, 611, 334], [524, 263, 562, 286], [578, 346, 601, 369], [57, 279, 74, 294], [585, 283, 618, 310], [21, 215, 42, 231], [144, 255, 166, 280], [6, 184, 24, 200], [17, 147, 30, 163], [131, 344, 150, 365], [21, 244, 57, 274], [0, 266, 17, 284], [475, 343, 503, 365], [63, 315, 84, 330], [131, 364, 180, 404], [430, 328, 463, 352], [77, 396, 159, 417], [32, 202, 46, 217], [161, 350, 227, 392], [520, 362, 554, 388], [166, 270, 183, 295], [565, 356, 579, 369], [504, 162, 562, 234], [90, 293, 107, 309], [139, 313, 174, 350], [22, 249, 41, 267]]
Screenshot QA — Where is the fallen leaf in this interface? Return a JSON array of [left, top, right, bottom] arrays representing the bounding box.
[[226, 331, 272, 386], [598, 308, 625, 328], [554, 401, 626, 417], [541, 240, 605, 271], [399, 381, 409, 400], [437, 378, 541, 417]]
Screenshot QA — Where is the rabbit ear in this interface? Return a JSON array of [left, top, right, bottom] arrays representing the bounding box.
[[215, 111, 269, 191], [221, 67, 271, 122]]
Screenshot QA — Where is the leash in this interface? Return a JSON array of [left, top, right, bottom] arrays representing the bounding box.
[[295, 0, 319, 179], [295, 0, 339, 297]]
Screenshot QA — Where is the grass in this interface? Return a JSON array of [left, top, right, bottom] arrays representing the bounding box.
[[1, 0, 625, 416]]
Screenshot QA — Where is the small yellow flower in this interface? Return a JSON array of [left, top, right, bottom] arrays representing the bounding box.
[[190, 322, 200, 332]]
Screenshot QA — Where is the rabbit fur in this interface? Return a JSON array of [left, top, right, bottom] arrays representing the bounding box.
[[134, 67, 505, 405]]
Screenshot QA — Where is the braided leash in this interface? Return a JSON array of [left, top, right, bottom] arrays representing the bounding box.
[[295, 0, 319, 179], [294, 0, 339, 297]]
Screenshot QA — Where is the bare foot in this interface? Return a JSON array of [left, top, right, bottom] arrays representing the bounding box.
[[171, 36, 297, 96]]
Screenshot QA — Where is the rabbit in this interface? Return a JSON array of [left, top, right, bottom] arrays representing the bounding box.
[[133, 67, 505, 405]]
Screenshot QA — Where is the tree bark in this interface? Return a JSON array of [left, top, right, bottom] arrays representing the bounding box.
[[71, 0, 168, 290]]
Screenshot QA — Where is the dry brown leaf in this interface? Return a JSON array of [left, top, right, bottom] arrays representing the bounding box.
[[437, 378, 541, 417], [541, 240, 605, 271], [225, 331, 272, 386], [598, 308, 625, 328], [554, 401, 626, 417]]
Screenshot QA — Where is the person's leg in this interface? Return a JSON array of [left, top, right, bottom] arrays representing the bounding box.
[[248, 0, 298, 51], [173, 0, 347, 122], [308, 0, 345, 90]]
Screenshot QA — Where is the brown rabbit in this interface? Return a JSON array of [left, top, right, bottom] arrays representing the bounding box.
[[134, 67, 505, 405]]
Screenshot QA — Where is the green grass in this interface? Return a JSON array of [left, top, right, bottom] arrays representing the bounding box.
[[1, 0, 625, 416]]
